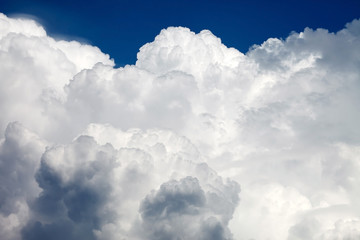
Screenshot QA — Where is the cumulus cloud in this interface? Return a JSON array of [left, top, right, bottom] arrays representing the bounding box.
[[0, 122, 46, 240], [1, 12, 360, 240], [0, 13, 114, 142], [139, 177, 233, 240], [10, 124, 237, 240]]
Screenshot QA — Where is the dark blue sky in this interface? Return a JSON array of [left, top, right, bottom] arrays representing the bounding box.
[[1, 0, 359, 67]]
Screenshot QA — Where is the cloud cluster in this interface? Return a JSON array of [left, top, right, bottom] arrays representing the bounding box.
[[1, 122, 238, 240], [1, 12, 360, 239]]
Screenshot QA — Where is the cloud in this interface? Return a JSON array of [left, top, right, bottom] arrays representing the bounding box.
[[0, 122, 238, 240], [0, 122, 46, 240], [0, 13, 114, 142], [1, 12, 360, 239], [139, 177, 232, 240]]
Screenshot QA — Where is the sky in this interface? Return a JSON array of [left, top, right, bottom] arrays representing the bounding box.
[[1, 1, 360, 240], [0, 0, 359, 66]]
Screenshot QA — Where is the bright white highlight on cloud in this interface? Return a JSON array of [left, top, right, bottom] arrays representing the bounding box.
[[1, 12, 360, 239]]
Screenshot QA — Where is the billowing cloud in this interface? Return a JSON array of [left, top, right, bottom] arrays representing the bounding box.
[[139, 177, 232, 240], [0, 13, 114, 142], [1, 12, 360, 239], [0, 122, 45, 240], [2, 123, 238, 240]]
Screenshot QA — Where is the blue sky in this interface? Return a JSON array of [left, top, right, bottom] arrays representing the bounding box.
[[1, 0, 359, 66]]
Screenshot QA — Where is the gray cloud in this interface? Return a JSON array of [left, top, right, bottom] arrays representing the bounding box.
[[139, 177, 233, 240], [0, 121, 238, 240], [0, 122, 45, 240]]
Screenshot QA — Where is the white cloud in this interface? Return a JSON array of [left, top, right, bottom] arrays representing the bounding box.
[[0, 13, 114, 142], [1, 12, 360, 239]]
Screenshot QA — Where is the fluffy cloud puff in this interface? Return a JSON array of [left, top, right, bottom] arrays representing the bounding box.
[[1, 12, 360, 239], [0, 13, 114, 142], [2, 123, 238, 240], [0, 122, 46, 240]]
